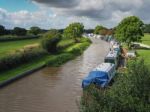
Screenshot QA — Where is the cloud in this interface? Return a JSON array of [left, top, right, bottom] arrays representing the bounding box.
[[0, 0, 150, 29], [32, 0, 79, 8], [32, 0, 150, 23]]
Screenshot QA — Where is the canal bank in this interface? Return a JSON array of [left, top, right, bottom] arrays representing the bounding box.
[[0, 40, 90, 87], [0, 39, 109, 112]]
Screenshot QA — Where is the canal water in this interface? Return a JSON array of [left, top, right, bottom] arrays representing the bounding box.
[[0, 39, 109, 112]]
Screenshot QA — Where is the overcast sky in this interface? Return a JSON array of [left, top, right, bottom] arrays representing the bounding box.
[[0, 0, 150, 29]]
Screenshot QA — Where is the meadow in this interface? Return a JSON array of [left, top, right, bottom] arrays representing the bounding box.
[[137, 34, 150, 66], [0, 38, 40, 58]]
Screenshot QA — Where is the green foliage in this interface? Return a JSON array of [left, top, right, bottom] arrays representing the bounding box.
[[47, 40, 91, 66], [63, 42, 90, 55], [57, 39, 75, 50], [0, 48, 47, 72], [115, 16, 144, 46], [81, 59, 150, 112], [0, 35, 39, 42], [41, 29, 61, 53], [46, 53, 74, 66], [143, 24, 150, 33], [94, 25, 106, 34], [63, 22, 84, 42], [29, 26, 41, 35], [0, 25, 5, 35], [13, 27, 27, 36]]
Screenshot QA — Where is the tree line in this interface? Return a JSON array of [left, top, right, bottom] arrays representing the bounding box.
[[0, 25, 44, 36]]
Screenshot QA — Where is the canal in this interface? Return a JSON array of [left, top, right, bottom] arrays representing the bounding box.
[[0, 39, 109, 112]]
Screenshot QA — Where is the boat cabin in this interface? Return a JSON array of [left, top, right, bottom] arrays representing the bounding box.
[[104, 51, 118, 67], [82, 63, 116, 88]]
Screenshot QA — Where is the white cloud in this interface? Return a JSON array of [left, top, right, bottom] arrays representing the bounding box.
[[0, 0, 150, 29]]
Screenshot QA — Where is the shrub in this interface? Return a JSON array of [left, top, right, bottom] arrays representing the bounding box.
[[0, 35, 39, 42], [81, 59, 150, 112], [64, 42, 90, 54], [57, 39, 75, 50], [47, 41, 91, 67], [41, 29, 61, 53], [0, 48, 47, 72], [46, 53, 74, 66]]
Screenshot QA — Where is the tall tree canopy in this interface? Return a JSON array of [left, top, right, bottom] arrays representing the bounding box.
[[94, 25, 106, 34], [115, 16, 144, 46], [63, 22, 84, 42], [41, 29, 61, 53], [29, 26, 41, 35]]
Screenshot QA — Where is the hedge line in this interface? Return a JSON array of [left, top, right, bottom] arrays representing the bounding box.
[[0, 35, 39, 42], [0, 48, 48, 72]]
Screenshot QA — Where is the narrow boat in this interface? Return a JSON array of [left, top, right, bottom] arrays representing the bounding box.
[[104, 51, 118, 68], [82, 63, 116, 88]]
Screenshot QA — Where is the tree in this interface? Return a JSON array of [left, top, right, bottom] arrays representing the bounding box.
[[0, 25, 5, 35], [94, 25, 106, 34], [29, 26, 41, 35], [13, 27, 27, 36], [63, 22, 84, 42], [114, 16, 144, 47], [41, 29, 61, 53], [143, 24, 150, 33]]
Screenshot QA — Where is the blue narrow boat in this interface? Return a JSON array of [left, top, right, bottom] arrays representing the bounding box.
[[82, 63, 116, 88]]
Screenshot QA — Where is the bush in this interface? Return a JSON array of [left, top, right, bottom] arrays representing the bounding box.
[[41, 29, 61, 53], [81, 59, 150, 112], [0, 48, 47, 72], [57, 39, 75, 50], [64, 42, 90, 55], [0, 35, 39, 42], [47, 41, 91, 67], [46, 53, 74, 66]]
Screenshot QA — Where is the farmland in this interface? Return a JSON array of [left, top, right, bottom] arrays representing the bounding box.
[[137, 34, 150, 66], [0, 38, 40, 58]]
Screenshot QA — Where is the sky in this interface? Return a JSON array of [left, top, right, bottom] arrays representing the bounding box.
[[0, 0, 150, 29]]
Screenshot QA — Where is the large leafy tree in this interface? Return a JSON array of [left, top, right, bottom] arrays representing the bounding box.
[[63, 22, 84, 42], [94, 25, 106, 34], [41, 29, 61, 53], [29, 26, 41, 35], [115, 16, 144, 46]]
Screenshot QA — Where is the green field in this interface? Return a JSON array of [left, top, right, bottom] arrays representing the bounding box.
[[141, 34, 150, 45], [138, 34, 150, 66], [0, 38, 40, 58]]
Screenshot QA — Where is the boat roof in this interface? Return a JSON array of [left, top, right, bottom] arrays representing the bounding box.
[[93, 63, 115, 72], [105, 51, 118, 59]]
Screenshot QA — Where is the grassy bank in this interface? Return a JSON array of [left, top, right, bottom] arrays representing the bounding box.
[[137, 34, 150, 66], [0, 38, 40, 58], [0, 38, 91, 83], [141, 34, 150, 45]]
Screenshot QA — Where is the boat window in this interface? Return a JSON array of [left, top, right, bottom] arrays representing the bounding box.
[[104, 59, 115, 64]]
